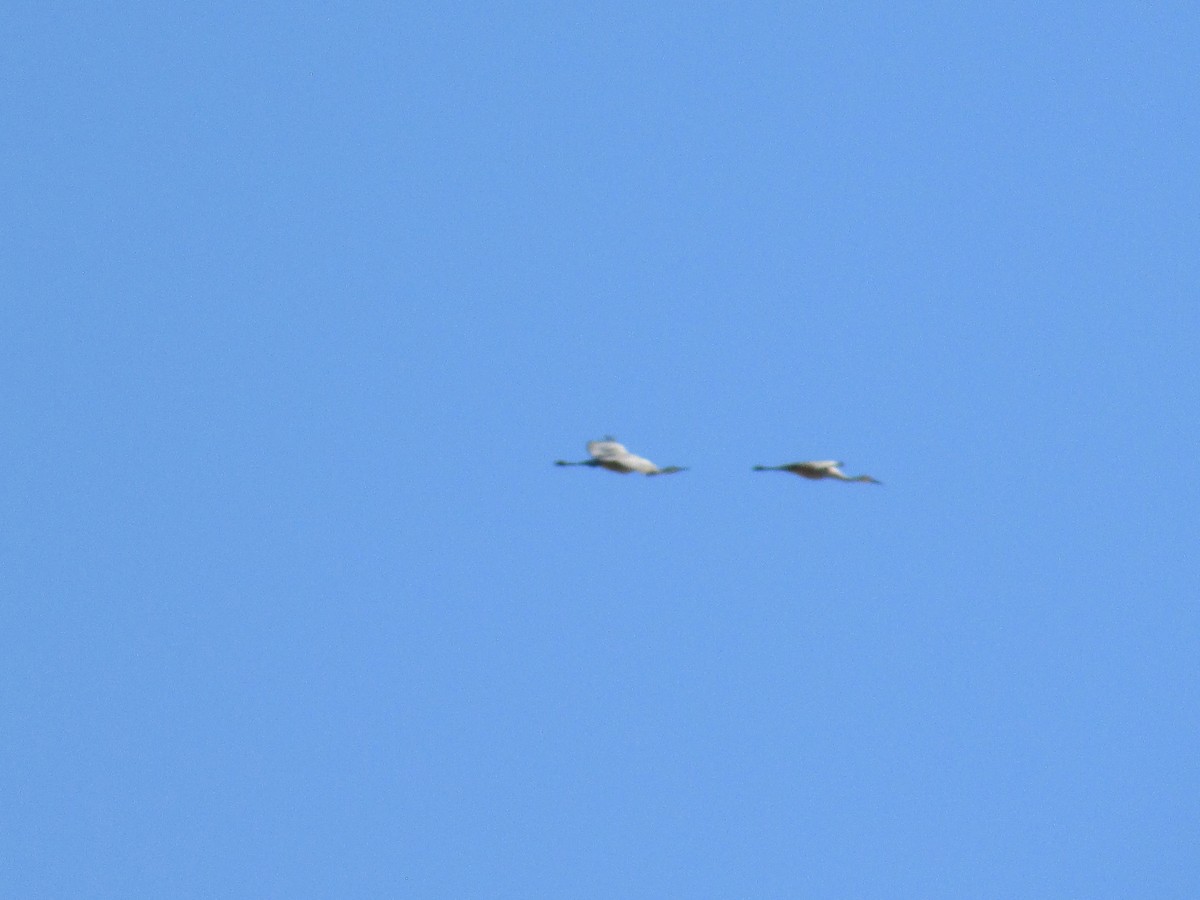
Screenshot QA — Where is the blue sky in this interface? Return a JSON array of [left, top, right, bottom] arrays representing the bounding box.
[[3, 2, 1198, 896]]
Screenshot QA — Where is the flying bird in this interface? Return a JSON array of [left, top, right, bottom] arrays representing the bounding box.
[[752, 460, 881, 484], [555, 438, 687, 476]]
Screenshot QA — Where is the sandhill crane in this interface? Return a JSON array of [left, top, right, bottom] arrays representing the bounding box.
[[752, 460, 881, 484], [555, 438, 687, 476]]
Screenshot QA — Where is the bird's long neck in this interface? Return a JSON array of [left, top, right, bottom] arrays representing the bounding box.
[[752, 465, 783, 471]]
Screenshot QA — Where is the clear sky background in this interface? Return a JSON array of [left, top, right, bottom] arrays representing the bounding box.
[[3, 3, 1198, 897]]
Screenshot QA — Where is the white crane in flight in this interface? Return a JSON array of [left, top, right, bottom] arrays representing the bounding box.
[[752, 460, 881, 484], [555, 438, 688, 476]]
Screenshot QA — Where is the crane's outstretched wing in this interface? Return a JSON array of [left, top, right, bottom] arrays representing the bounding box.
[[587, 439, 628, 460]]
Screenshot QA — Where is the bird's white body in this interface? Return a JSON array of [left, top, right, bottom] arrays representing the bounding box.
[[556, 438, 687, 476], [586, 439, 659, 474], [802, 460, 852, 480]]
